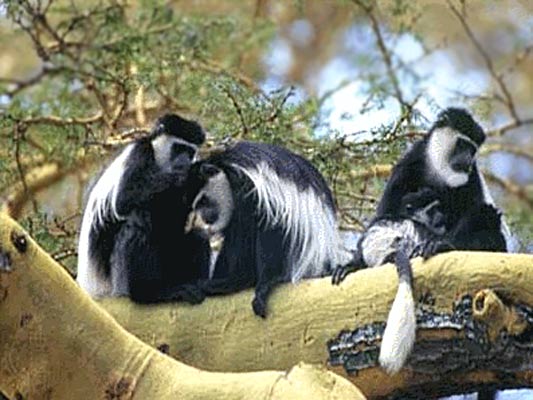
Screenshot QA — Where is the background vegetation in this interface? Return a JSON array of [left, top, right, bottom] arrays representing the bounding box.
[[0, 0, 532, 275]]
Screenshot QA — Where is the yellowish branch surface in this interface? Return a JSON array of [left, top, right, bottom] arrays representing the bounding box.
[[0, 212, 364, 399], [3, 208, 533, 398], [98, 252, 533, 398]]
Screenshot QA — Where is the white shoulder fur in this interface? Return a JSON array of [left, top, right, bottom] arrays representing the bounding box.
[[77, 144, 134, 297], [427, 127, 469, 188], [234, 162, 350, 282]]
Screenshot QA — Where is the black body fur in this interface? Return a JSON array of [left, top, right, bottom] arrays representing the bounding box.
[[189, 141, 342, 317], [376, 108, 507, 253], [332, 187, 447, 284], [79, 114, 210, 303]]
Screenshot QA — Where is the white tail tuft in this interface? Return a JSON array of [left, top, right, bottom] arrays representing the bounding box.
[[379, 280, 416, 375]]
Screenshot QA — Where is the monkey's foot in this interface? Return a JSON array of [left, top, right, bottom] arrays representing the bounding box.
[[177, 284, 206, 304], [252, 296, 267, 319]]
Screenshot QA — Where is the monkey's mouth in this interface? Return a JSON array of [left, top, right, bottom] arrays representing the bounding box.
[[184, 211, 218, 236], [450, 160, 472, 174]]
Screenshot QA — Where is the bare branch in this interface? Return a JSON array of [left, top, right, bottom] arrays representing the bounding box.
[[481, 143, 533, 163], [483, 170, 533, 209], [447, 0, 521, 123], [21, 112, 104, 127], [352, 0, 408, 112]]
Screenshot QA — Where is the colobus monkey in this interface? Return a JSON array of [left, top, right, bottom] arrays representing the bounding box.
[[77, 114, 211, 303], [186, 141, 351, 318], [333, 107, 510, 375], [332, 188, 450, 374], [376, 107, 510, 252]]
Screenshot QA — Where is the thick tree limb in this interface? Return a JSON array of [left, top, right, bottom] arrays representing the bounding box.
[[0, 212, 364, 400], [3, 211, 533, 398], [98, 252, 533, 399]]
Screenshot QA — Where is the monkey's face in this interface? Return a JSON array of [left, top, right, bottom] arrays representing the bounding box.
[[426, 127, 479, 188], [185, 165, 234, 236], [448, 135, 477, 174], [151, 134, 198, 173], [399, 189, 445, 235], [427, 107, 485, 188]]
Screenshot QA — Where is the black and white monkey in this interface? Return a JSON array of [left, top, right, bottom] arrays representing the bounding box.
[[185, 141, 352, 318], [333, 188, 450, 374], [376, 107, 510, 252], [77, 114, 211, 303], [333, 107, 510, 374]]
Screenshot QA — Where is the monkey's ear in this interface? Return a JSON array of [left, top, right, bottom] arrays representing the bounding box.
[[199, 163, 220, 178]]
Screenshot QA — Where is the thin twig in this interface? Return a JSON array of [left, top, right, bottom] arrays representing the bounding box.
[[221, 86, 249, 138], [447, 0, 520, 123], [353, 0, 408, 110]]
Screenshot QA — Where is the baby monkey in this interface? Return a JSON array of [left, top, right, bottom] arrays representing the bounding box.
[[332, 188, 450, 375]]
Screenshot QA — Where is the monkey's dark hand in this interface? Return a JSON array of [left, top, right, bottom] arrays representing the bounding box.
[[421, 239, 455, 260], [252, 296, 267, 319], [401, 187, 440, 209], [332, 264, 358, 285]]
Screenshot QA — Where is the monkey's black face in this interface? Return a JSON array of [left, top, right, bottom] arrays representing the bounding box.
[[152, 134, 198, 174], [399, 188, 445, 235], [426, 127, 480, 188], [194, 194, 220, 225], [426, 107, 485, 188], [433, 107, 485, 147], [170, 142, 196, 170], [448, 137, 477, 174], [185, 164, 234, 236]]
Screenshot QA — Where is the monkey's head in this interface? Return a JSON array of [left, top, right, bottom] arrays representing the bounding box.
[[185, 163, 234, 236], [399, 188, 445, 235], [150, 114, 206, 173], [426, 107, 485, 188]]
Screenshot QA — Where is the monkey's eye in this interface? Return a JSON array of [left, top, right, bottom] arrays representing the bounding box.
[[199, 163, 220, 178], [11, 231, 27, 254], [172, 143, 195, 160], [196, 195, 210, 208]]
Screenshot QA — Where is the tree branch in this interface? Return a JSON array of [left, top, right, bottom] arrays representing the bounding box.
[[447, 0, 521, 124], [96, 250, 533, 399], [0, 212, 365, 400]]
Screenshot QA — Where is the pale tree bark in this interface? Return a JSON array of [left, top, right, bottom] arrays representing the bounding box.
[[0, 212, 364, 400], [3, 209, 533, 399], [98, 252, 533, 399]]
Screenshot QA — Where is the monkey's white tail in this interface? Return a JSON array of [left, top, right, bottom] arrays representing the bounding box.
[[378, 251, 416, 375]]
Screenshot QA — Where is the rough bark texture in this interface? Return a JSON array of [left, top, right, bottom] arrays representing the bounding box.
[[0, 212, 365, 400], [98, 252, 533, 399]]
